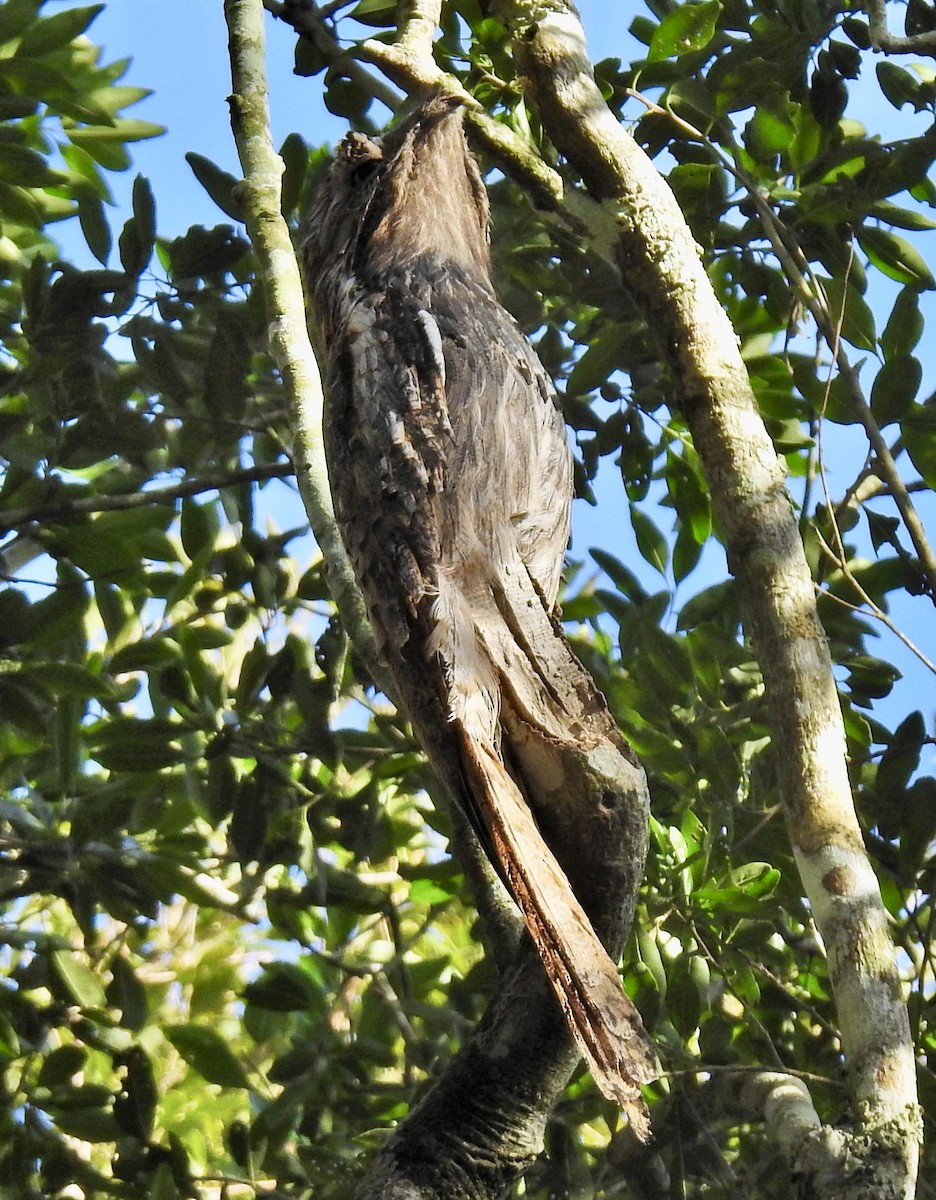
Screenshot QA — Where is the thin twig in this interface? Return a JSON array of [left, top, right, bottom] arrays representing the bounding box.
[[813, 563, 936, 676], [630, 86, 936, 606], [0, 462, 294, 532]]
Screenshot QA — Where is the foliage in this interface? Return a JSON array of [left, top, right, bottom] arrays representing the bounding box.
[[0, 0, 934, 1197]]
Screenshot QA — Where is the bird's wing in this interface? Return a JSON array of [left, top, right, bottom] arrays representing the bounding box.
[[424, 274, 659, 1124], [325, 272, 657, 1130]]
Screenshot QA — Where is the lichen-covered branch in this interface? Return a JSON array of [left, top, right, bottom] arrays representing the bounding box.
[[223, 0, 379, 673], [502, 3, 920, 1196], [738, 1072, 917, 1200]]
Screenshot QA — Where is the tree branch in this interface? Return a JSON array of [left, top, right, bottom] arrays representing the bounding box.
[[0, 463, 293, 532], [263, 0, 403, 112], [223, 0, 380, 674], [266, 0, 568, 208], [504, 3, 921, 1196], [864, 0, 936, 55]]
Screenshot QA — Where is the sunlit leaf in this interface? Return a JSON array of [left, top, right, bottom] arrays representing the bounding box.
[[165, 1024, 251, 1089], [51, 950, 107, 1009], [858, 225, 935, 288], [648, 1, 721, 61]]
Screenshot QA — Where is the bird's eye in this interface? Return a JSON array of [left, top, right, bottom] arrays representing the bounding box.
[[348, 156, 382, 186]]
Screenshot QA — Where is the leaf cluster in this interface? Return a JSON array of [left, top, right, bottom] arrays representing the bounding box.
[[1, 1, 935, 1197]]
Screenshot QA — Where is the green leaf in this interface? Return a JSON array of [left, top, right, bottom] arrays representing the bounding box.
[[566, 322, 628, 398], [244, 962, 322, 1012], [295, 35, 328, 77], [185, 152, 244, 222], [38, 1044, 88, 1088], [68, 119, 165, 143], [745, 104, 796, 160], [51, 950, 107, 1009], [871, 355, 921, 425], [648, 1, 721, 61], [118, 203, 153, 277], [53, 1108, 123, 1143], [672, 525, 703, 582], [279, 132, 309, 217], [408, 878, 455, 906], [630, 503, 669, 575], [17, 4, 104, 54], [881, 286, 925, 360], [165, 1023, 251, 1088], [591, 547, 648, 602], [666, 953, 708, 1037], [876, 711, 924, 804], [869, 199, 936, 231], [698, 863, 781, 914], [202, 313, 250, 421], [0, 0, 40, 43], [167, 224, 247, 280], [843, 17, 871, 48], [106, 957, 149, 1031], [902, 403, 936, 487], [819, 275, 877, 352], [113, 1046, 157, 1139], [0, 142, 65, 187], [132, 173, 156, 249], [349, 0, 398, 25], [858, 225, 935, 288], [76, 191, 111, 265], [91, 717, 186, 773], [180, 497, 219, 561], [876, 61, 925, 110]]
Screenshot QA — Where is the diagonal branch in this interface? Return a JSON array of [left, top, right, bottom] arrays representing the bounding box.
[[504, 2, 921, 1197], [265, 0, 567, 207], [263, 0, 403, 111]]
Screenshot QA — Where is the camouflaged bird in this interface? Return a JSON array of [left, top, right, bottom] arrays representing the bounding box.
[[303, 93, 657, 1126]]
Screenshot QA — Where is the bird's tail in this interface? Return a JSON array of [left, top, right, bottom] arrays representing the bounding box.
[[458, 729, 657, 1136], [427, 548, 658, 1131]]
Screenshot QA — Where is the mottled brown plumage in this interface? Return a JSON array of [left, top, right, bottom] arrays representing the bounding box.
[[303, 94, 656, 1123]]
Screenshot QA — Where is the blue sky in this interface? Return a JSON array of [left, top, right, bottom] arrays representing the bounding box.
[[50, 0, 936, 761]]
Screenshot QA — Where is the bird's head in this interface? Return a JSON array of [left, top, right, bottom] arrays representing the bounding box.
[[303, 93, 492, 334]]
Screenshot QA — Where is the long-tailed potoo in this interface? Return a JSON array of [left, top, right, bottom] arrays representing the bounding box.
[[303, 93, 656, 1123]]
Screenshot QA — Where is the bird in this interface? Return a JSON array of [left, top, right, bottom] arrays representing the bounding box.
[[302, 92, 657, 1127]]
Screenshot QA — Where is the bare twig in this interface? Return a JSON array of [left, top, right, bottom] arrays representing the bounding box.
[[813, 567, 936, 675], [266, 0, 568, 209]]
